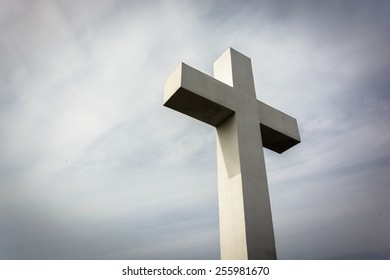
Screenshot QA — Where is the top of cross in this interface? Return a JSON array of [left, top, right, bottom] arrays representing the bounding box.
[[164, 48, 300, 153]]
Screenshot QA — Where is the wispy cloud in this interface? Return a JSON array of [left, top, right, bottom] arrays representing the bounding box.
[[0, 0, 389, 259]]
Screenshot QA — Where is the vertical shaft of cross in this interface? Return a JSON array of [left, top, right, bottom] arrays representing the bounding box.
[[216, 115, 277, 259], [214, 49, 277, 259]]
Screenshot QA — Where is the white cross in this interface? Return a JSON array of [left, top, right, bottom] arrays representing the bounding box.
[[163, 48, 300, 259]]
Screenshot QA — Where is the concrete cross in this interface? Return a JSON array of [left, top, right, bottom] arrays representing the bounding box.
[[163, 48, 300, 260]]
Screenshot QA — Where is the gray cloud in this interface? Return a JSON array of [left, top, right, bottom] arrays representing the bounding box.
[[0, 0, 389, 259]]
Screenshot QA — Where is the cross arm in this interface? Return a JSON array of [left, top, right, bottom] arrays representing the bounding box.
[[164, 63, 234, 127], [258, 101, 301, 154]]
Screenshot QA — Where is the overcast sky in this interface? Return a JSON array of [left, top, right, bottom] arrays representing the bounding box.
[[1, 0, 389, 260]]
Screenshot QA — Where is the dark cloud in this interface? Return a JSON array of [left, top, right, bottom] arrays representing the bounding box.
[[0, 0, 389, 260]]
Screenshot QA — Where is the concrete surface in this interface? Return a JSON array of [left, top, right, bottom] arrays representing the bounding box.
[[163, 48, 300, 259]]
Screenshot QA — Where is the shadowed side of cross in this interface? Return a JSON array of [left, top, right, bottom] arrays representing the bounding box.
[[163, 48, 300, 260]]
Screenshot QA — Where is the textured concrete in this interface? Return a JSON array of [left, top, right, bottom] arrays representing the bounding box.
[[163, 48, 300, 259]]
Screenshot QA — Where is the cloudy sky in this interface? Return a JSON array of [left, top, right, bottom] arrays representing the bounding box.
[[1, 0, 389, 260]]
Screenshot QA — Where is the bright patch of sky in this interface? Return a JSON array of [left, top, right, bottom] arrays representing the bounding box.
[[0, 0, 389, 259]]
